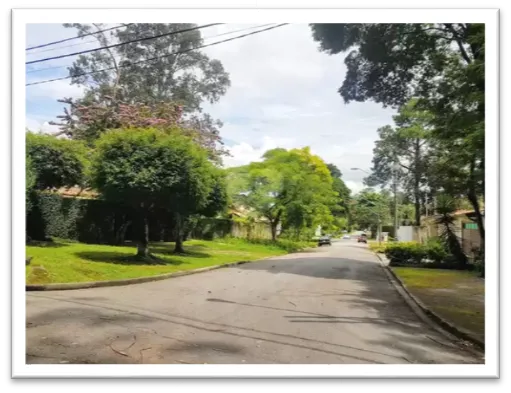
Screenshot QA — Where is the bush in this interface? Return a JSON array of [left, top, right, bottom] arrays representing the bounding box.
[[368, 241, 387, 253], [385, 242, 425, 265], [220, 236, 316, 253]]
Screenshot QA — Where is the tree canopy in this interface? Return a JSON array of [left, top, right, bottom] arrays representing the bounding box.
[[51, 23, 231, 161], [26, 132, 89, 190], [91, 128, 224, 256]]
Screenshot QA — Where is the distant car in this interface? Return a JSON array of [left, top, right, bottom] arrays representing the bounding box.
[[318, 235, 332, 246], [342, 234, 351, 239], [357, 234, 367, 243]]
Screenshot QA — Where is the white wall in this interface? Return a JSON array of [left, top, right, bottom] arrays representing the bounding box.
[[397, 226, 414, 242]]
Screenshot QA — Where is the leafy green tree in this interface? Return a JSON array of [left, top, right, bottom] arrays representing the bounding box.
[[326, 163, 351, 217], [26, 132, 88, 190], [230, 148, 337, 241], [350, 188, 391, 233], [91, 128, 220, 257], [52, 23, 231, 160], [365, 99, 433, 226], [310, 23, 485, 244], [25, 155, 37, 213]]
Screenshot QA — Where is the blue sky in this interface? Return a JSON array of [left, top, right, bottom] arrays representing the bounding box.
[[25, 23, 397, 193]]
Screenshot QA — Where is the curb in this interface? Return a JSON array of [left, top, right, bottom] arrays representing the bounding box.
[[374, 252, 485, 353], [26, 246, 317, 291]]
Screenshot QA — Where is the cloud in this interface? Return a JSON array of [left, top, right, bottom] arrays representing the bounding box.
[[24, 23, 397, 194], [26, 117, 60, 133], [223, 135, 296, 168]]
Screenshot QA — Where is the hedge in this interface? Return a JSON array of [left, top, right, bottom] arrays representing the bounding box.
[[26, 192, 272, 244], [384, 241, 473, 270]]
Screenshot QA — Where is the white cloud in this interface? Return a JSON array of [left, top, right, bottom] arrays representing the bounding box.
[[26, 79, 84, 100], [26, 117, 60, 134], [223, 135, 296, 168], [24, 23, 398, 194]]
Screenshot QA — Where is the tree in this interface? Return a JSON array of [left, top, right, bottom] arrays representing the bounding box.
[[310, 23, 485, 245], [326, 163, 351, 217], [229, 148, 338, 241], [365, 99, 433, 226], [26, 132, 88, 190], [25, 155, 36, 213], [350, 188, 391, 233], [91, 128, 219, 257], [52, 23, 231, 160], [435, 195, 468, 267]]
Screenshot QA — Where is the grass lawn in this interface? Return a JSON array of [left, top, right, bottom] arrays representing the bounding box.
[[26, 238, 292, 285], [392, 267, 485, 343]]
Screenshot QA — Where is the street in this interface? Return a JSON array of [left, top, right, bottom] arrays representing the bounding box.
[[26, 240, 483, 364]]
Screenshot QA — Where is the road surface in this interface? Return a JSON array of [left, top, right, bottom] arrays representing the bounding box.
[[26, 240, 483, 364]]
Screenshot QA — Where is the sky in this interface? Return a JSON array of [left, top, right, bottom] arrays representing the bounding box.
[[25, 23, 397, 194]]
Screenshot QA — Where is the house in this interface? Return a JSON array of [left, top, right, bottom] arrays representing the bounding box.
[[420, 209, 484, 260]]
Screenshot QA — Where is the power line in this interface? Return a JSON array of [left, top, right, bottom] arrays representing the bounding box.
[[27, 23, 275, 57], [26, 24, 132, 51], [26, 23, 275, 75], [26, 23, 288, 87], [26, 23, 222, 65]]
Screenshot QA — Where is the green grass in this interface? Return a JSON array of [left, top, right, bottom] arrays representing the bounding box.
[[392, 267, 485, 341], [26, 238, 295, 285]]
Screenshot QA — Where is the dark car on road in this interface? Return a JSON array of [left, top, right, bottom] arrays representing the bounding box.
[[318, 235, 332, 246], [357, 234, 367, 243]]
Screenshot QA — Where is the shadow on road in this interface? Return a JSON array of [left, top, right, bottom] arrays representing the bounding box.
[[26, 250, 483, 364]]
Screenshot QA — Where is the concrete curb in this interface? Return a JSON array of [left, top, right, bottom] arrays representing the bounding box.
[[26, 245, 318, 292], [374, 252, 485, 353]]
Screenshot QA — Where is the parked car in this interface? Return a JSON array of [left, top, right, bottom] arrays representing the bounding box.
[[318, 235, 332, 246], [342, 234, 351, 239], [357, 234, 367, 243]]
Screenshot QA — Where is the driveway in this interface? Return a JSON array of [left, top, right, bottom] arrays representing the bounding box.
[[26, 241, 483, 364]]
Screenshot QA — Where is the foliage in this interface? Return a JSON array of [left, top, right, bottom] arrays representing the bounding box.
[[326, 162, 352, 218], [310, 22, 485, 246], [25, 155, 37, 213], [91, 128, 222, 255], [26, 132, 89, 190], [384, 241, 466, 269], [221, 236, 316, 253], [434, 194, 469, 266], [53, 23, 231, 160], [350, 188, 391, 231], [228, 147, 338, 241], [365, 99, 433, 225]]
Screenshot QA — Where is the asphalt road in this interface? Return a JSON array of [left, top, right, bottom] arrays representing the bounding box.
[[26, 240, 483, 364]]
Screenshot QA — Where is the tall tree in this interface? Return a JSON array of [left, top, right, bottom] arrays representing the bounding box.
[[229, 148, 337, 241], [350, 188, 391, 232], [365, 99, 433, 226], [52, 23, 231, 160], [310, 23, 485, 245], [91, 128, 220, 258], [326, 163, 352, 223]]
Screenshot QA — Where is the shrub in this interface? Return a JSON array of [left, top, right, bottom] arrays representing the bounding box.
[[424, 240, 448, 263], [220, 236, 316, 253], [368, 241, 387, 253], [385, 242, 426, 265]]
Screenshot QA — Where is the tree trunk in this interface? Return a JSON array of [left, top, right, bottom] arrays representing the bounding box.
[[269, 209, 282, 242], [270, 222, 278, 242], [174, 213, 185, 253], [137, 211, 150, 257]]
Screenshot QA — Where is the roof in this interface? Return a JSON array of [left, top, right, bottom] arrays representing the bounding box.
[[55, 187, 99, 199]]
